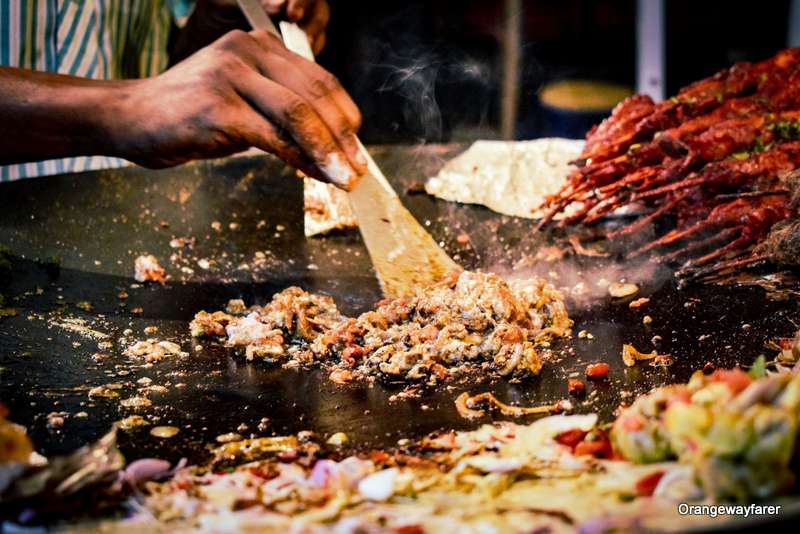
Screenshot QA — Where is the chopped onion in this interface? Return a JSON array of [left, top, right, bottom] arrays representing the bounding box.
[[608, 283, 639, 298]]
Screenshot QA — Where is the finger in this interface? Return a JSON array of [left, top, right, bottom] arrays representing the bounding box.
[[220, 30, 363, 176], [312, 31, 326, 55], [299, 0, 328, 40], [286, 0, 315, 22], [261, 0, 286, 16], [218, 30, 358, 134], [248, 30, 364, 169], [237, 109, 330, 182], [248, 48, 363, 170], [237, 71, 360, 189]]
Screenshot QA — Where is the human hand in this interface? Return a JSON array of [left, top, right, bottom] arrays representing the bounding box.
[[111, 29, 364, 189], [210, 0, 329, 54]]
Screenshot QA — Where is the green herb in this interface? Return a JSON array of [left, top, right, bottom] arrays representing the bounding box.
[[753, 137, 773, 154], [749, 355, 767, 379], [731, 152, 750, 160], [768, 119, 800, 141]]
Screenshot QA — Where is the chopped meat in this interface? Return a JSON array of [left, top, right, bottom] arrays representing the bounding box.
[[225, 299, 247, 314], [124, 339, 188, 362], [190, 311, 235, 337], [190, 271, 572, 382], [226, 313, 286, 361], [134, 255, 167, 283]]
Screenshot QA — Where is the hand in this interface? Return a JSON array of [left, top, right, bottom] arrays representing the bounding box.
[[210, 0, 329, 54], [111, 29, 365, 189], [263, 0, 329, 54]]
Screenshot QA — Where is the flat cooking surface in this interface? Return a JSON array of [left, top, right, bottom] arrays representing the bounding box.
[[0, 145, 798, 468]]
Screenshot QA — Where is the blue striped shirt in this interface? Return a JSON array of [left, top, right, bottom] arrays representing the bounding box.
[[0, 0, 190, 180]]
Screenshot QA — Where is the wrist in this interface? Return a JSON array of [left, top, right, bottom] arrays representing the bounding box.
[[93, 78, 147, 161], [0, 68, 142, 164]]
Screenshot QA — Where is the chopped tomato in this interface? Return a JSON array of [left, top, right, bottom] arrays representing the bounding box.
[[555, 428, 587, 449], [586, 362, 610, 379], [635, 470, 665, 496], [248, 466, 277, 480], [173, 479, 193, 490], [568, 378, 586, 396], [369, 450, 391, 464], [710, 368, 752, 394], [667, 388, 691, 407], [619, 413, 646, 432], [394, 525, 425, 534], [574, 439, 612, 458]]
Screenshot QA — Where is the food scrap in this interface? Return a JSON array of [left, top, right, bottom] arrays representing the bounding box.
[[608, 282, 639, 298], [567, 378, 586, 396], [134, 254, 167, 284], [454, 391, 568, 420], [127, 368, 800, 532], [586, 362, 610, 379], [124, 339, 188, 362], [621, 343, 665, 367]]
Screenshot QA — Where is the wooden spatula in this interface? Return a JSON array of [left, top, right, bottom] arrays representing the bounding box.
[[237, 0, 461, 298]]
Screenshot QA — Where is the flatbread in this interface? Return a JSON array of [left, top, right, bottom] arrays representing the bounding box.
[[303, 179, 357, 237], [425, 139, 584, 219]]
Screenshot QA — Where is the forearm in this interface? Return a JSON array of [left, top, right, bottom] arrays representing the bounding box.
[[0, 67, 134, 165]]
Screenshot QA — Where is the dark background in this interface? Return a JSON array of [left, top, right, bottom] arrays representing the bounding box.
[[315, 0, 792, 143]]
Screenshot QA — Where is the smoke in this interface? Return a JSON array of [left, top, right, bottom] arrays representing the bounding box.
[[353, 18, 496, 146], [501, 251, 674, 311], [376, 54, 445, 143]]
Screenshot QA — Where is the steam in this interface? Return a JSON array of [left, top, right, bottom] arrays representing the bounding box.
[[504, 252, 674, 310], [361, 37, 494, 144], [378, 57, 444, 143]]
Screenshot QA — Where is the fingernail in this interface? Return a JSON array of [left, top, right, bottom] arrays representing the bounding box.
[[352, 135, 367, 167], [320, 153, 357, 189]]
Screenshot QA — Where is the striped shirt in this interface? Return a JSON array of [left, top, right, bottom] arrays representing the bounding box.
[[0, 0, 191, 181]]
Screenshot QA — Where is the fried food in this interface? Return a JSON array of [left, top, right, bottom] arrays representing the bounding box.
[[613, 368, 800, 500], [539, 48, 800, 284], [190, 271, 572, 381], [138, 370, 800, 532]]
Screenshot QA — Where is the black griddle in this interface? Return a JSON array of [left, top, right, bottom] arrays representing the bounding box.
[[0, 145, 798, 498]]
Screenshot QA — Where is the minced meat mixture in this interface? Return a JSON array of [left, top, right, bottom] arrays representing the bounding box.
[[190, 271, 572, 382]]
